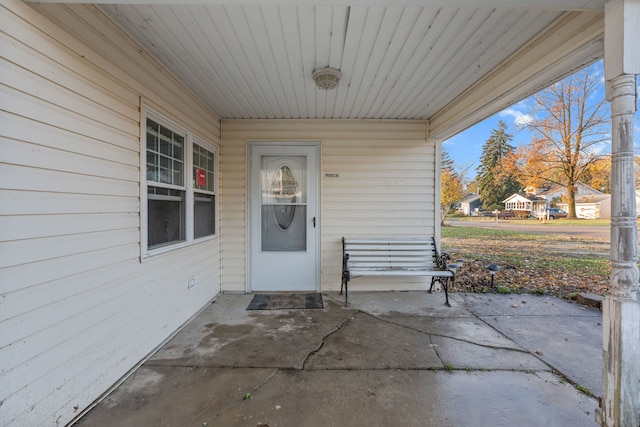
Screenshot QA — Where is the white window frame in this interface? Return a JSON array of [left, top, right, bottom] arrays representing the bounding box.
[[141, 105, 218, 258]]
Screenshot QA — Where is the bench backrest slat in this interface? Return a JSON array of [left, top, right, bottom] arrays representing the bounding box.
[[343, 237, 444, 271]]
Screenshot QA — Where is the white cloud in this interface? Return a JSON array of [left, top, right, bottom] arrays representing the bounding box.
[[499, 107, 533, 127], [442, 136, 456, 146], [589, 140, 611, 156]]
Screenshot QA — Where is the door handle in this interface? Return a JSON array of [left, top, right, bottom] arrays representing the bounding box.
[[313, 217, 316, 228]]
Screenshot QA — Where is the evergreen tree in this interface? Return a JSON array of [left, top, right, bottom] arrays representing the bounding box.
[[441, 147, 455, 173], [476, 120, 521, 209]]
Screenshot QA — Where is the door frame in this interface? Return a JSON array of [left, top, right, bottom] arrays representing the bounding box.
[[247, 141, 321, 292]]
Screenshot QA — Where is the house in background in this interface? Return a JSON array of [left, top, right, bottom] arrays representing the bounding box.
[[459, 194, 482, 216], [502, 192, 548, 218], [534, 182, 605, 201], [1, 1, 639, 426], [504, 182, 611, 218], [557, 194, 612, 219]]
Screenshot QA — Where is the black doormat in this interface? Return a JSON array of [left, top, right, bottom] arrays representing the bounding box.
[[247, 293, 324, 310]]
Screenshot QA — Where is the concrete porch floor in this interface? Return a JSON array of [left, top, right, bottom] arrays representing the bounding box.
[[73, 291, 602, 427]]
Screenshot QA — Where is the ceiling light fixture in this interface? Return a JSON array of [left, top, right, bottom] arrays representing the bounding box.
[[312, 67, 342, 90]]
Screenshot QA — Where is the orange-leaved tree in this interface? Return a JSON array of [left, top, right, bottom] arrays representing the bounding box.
[[440, 147, 464, 225], [518, 65, 609, 218]]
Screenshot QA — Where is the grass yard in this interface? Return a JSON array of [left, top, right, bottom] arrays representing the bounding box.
[[450, 216, 611, 227], [441, 225, 611, 298]]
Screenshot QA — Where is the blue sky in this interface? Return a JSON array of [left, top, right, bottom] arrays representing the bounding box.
[[442, 60, 640, 177]]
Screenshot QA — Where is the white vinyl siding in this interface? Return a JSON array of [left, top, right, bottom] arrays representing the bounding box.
[[221, 119, 435, 293], [1, 2, 221, 426]]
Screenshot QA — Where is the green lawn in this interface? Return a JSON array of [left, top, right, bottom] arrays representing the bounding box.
[[447, 216, 611, 227]]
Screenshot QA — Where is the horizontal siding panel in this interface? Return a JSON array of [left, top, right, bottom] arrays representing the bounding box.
[[2, 244, 219, 364], [323, 196, 435, 206], [322, 187, 432, 196], [321, 168, 432, 178], [0, 213, 139, 242], [0, 244, 140, 295], [2, 112, 139, 165], [0, 41, 138, 124], [1, 137, 139, 183], [0, 163, 139, 196], [0, 190, 138, 216], [0, 228, 138, 269], [1, 85, 138, 149], [323, 209, 435, 219], [1, 257, 144, 354], [2, 58, 139, 136], [0, 7, 139, 109], [330, 219, 433, 227]]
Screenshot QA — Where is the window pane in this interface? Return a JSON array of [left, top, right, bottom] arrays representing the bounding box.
[[148, 186, 185, 248], [173, 135, 184, 161], [194, 193, 215, 238], [146, 119, 159, 151], [146, 118, 184, 186], [193, 143, 215, 192]]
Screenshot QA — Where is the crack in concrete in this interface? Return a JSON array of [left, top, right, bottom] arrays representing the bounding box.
[[358, 310, 531, 354], [198, 295, 574, 425], [301, 308, 359, 370], [200, 308, 358, 425]]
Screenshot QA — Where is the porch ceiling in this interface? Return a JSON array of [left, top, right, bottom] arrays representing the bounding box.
[[35, 1, 605, 140]]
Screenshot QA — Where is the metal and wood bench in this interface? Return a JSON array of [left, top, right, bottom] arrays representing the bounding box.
[[341, 237, 455, 307]]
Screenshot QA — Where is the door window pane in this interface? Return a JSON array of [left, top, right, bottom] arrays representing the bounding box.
[[261, 205, 306, 251], [260, 156, 307, 252]]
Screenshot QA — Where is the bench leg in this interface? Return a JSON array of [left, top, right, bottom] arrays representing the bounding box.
[[341, 274, 349, 307], [344, 279, 349, 307], [429, 277, 451, 307], [443, 277, 451, 307]]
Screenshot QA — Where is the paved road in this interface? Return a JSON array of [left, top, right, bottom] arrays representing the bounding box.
[[446, 219, 612, 241]]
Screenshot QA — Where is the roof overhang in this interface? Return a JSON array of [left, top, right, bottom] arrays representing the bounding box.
[[28, 1, 605, 140]]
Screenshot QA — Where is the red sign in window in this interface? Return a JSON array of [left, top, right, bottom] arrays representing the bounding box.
[[196, 168, 206, 186]]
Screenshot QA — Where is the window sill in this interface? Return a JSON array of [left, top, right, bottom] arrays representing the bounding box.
[[142, 235, 218, 261]]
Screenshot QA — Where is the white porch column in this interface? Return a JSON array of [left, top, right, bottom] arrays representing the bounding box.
[[600, 1, 640, 426]]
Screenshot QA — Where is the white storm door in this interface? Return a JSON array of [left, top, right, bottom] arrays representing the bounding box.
[[250, 145, 318, 292]]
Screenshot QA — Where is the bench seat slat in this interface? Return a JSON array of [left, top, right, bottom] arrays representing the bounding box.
[[348, 269, 453, 277], [346, 251, 433, 256], [349, 261, 438, 267], [349, 256, 436, 261]]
